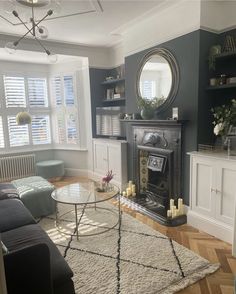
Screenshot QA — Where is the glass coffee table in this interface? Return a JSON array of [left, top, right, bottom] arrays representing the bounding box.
[[51, 181, 120, 239]]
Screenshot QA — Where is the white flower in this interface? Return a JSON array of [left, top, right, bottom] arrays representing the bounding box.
[[214, 123, 224, 136]]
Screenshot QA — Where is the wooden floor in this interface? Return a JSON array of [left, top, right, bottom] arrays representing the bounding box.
[[53, 177, 236, 294]]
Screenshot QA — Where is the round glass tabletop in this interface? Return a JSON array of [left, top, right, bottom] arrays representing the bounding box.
[[51, 181, 119, 205]]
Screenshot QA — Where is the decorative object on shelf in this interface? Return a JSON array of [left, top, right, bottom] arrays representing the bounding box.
[[106, 88, 114, 100], [208, 45, 221, 70], [218, 74, 227, 85], [211, 99, 236, 148], [105, 76, 114, 81], [209, 78, 218, 86], [137, 96, 165, 119], [172, 107, 178, 120], [226, 77, 236, 84], [16, 111, 31, 125], [223, 35, 236, 52]]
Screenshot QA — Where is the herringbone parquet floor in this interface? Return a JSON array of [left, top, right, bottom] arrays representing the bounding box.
[[53, 177, 236, 294]]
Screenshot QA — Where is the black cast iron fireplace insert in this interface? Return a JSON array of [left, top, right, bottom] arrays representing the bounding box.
[[124, 121, 186, 226]]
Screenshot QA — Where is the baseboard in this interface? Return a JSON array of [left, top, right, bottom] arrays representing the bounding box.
[[187, 210, 233, 244], [64, 168, 89, 178]]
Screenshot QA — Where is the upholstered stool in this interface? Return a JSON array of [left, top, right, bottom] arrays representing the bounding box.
[[11, 176, 55, 218], [36, 160, 65, 181]]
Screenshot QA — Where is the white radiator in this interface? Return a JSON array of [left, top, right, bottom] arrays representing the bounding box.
[[0, 154, 36, 182]]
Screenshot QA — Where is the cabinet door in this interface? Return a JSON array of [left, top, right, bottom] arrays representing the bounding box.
[[215, 162, 236, 226], [191, 157, 216, 218], [93, 141, 108, 174], [107, 144, 121, 182]]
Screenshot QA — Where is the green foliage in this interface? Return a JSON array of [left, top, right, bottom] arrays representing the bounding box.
[[137, 96, 166, 110], [211, 99, 236, 136]]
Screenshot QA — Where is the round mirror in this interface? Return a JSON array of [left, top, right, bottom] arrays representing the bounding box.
[[137, 48, 179, 114]]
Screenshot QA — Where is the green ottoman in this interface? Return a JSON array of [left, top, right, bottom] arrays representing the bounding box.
[[11, 176, 55, 218], [36, 160, 64, 181]]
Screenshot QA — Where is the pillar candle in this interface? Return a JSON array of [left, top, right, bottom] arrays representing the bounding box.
[[167, 210, 172, 218], [170, 199, 174, 209], [132, 192, 136, 197], [172, 209, 177, 218], [131, 184, 136, 194], [171, 205, 176, 215], [178, 198, 184, 215], [128, 181, 133, 189], [122, 191, 126, 197], [126, 187, 131, 197]]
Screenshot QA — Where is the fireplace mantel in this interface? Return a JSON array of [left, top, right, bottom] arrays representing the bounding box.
[[120, 119, 186, 126]]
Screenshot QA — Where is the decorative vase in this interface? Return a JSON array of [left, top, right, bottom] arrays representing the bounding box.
[[140, 108, 154, 120]]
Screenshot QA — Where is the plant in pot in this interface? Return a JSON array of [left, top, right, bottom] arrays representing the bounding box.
[[211, 99, 236, 148], [137, 96, 165, 120]]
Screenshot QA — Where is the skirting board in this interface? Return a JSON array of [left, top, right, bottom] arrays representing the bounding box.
[[187, 210, 233, 244]]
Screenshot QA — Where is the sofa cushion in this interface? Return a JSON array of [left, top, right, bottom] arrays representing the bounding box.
[[0, 183, 19, 201], [2, 224, 73, 286], [0, 198, 36, 233]]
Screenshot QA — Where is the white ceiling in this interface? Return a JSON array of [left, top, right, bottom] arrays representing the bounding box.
[[0, 0, 166, 47]]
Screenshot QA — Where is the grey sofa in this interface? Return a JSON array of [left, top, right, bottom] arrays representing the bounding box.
[[0, 183, 75, 294]]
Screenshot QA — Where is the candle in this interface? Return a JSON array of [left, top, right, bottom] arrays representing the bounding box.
[[128, 180, 133, 189], [167, 210, 172, 218], [171, 205, 176, 214], [132, 192, 136, 197], [122, 191, 126, 197], [126, 187, 131, 197], [131, 184, 136, 193], [170, 199, 174, 209], [178, 198, 184, 215], [172, 209, 177, 218]]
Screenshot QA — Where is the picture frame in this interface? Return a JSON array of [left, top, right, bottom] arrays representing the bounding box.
[[106, 88, 114, 100]]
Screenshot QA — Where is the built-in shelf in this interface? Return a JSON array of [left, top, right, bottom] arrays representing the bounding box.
[[102, 98, 125, 103], [214, 51, 236, 60], [101, 78, 125, 85], [206, 83, 236, 90]]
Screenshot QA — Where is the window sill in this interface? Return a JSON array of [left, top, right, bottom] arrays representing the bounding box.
[[0, 146, 88, 155]]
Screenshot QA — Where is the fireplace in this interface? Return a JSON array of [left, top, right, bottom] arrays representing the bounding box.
[[125, 120, 186, 226]]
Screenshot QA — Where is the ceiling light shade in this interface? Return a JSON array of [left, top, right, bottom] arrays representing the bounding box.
[[47, 52, 58, 63], [16, 0, 51, 8], [16, 112, 32, 125], [5, 42, 17, 54], [36, 25, 49, 39]]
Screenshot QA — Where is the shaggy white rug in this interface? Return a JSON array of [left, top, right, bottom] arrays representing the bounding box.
[[40, 201, 219, 294]]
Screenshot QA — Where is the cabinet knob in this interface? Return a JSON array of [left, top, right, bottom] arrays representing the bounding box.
[[211, 188, 216, 193]]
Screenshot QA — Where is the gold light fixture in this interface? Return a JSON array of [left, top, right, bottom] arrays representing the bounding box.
[[16, 111, 32, 125]]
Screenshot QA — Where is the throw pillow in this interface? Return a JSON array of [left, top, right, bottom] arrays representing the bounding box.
[[0, 183, 19, 200]]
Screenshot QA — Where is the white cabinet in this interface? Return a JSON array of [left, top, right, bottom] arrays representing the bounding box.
[[188, 152, 236, 246], [93, 139, 127, 190]]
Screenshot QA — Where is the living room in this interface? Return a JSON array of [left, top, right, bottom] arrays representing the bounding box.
[[0, 0, 236, 293]]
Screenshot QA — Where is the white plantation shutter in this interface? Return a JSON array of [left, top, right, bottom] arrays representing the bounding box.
[[8, 115, 29, 147], [28, 78, 48, 107], [4, 76, 26, 108], [66, 112, 78, 144], [52, 76, 62, 106], [31, 115, 51, 145], [0, 117, 4, 148], [64, 75, 75, 106], [51, 74, 79, 146]]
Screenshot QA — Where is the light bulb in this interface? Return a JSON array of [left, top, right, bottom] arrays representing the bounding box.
[[5, 42, 17, 54], [47, 53, 58, 63], [36, 26, 49, 39]]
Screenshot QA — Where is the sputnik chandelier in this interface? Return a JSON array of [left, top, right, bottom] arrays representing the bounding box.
[[1, 0, 103, 63]]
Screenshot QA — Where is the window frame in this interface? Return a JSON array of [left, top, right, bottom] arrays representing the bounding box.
[[0, 71, 53, 154]]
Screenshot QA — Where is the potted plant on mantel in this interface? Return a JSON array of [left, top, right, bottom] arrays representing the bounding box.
[[137, 96, 165, 120]]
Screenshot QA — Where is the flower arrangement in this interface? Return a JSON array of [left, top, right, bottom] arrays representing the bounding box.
[[211, 99, 236, 136], [102, 170, 114, 184]]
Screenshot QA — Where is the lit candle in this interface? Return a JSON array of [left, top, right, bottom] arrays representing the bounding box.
[[170, 199, 174, 209], [122, 191, 126, 197], [167, 210, 172, 218]]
